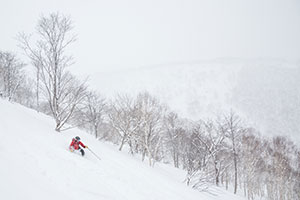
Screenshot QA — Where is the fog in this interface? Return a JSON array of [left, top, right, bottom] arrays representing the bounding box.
[[86, 60, 300, 143], [1, 0, 300, 142], [1, 0, 300, 75]]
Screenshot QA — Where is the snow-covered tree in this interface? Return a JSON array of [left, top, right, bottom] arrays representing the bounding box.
[[163, 112, 186, 168], [220, 111, 244, 194], [0, 51, 25, 101], [186, 120, 231, 190], [76, 91, 106, 138], [239, 130, 267, 199], [18, 13, 87, 132], [85, 91, 106, 137], [108, 94, 141, 151], [135, 92, 166, 166]]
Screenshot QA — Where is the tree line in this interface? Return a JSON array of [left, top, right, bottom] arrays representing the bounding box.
[[0, 13, 299, 200]]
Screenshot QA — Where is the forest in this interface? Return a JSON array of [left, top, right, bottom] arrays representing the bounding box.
[[0, 13, 299, 200]]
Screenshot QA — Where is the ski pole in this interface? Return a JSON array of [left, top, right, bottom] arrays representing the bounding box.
[[87, 147, 101, 161]]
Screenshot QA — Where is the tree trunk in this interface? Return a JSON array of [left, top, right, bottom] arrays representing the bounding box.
[[94, 123, 98, 138], [119, 134, 127, 151], [55, 122, 61, 132], [226, 171, 228, 190], [234, 152, 238, 194], [215, 161, 219, 186]]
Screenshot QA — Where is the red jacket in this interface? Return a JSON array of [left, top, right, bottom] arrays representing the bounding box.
[[69, 139, 86, 150]]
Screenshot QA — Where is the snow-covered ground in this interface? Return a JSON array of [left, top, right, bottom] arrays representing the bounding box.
[[0, 99, 247, 200]]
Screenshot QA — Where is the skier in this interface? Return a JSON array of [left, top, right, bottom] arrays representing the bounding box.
[[69, 136, 88, 156]]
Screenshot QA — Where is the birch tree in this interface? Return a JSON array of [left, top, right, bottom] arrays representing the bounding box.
[[18, 13, 87, 132], [221, 111, 243, 194], [0, 51, 25, 101], [186, 120, 230, 190], [108, 94, 140, 151], [81, 91, 106, 138], [163, 112, 184, 168], [135, 92, 165, 166]]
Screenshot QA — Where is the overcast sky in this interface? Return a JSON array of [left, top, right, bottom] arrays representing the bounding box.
[[1, 0, 300, 74]]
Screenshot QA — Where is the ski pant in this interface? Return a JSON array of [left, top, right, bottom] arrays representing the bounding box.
[[79, 147, 85, 156], [70, 146, 85, 156]]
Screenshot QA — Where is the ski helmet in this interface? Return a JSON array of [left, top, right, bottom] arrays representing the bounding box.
[[75, 136, 80, 141]]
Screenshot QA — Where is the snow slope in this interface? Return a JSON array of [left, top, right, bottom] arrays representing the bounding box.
[[0, 99, 246, 200]]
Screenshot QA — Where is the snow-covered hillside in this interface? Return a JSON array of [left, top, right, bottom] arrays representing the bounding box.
[[0, 99, 246, 200], [88, 59, 300, 143]]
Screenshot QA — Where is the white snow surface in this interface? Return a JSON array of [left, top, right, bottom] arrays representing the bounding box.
[[0, 99, 247, 200]]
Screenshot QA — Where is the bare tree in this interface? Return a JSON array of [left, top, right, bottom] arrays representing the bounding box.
[[185, 122, 209, 188], [18, 13, 87, 132], [239, 130, 267, 199], [108, 94, 141, 151], [266, 136, 297, 200], [202, 120, 228, 186], [185, 120, 230, 191], [164, 112, 185, 168], [0, 51, 25, 101], [220, 111, 244, 194], [135, 92, 165, 166], [13, 76, 36, 108], [80, 91, 106, 138]]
